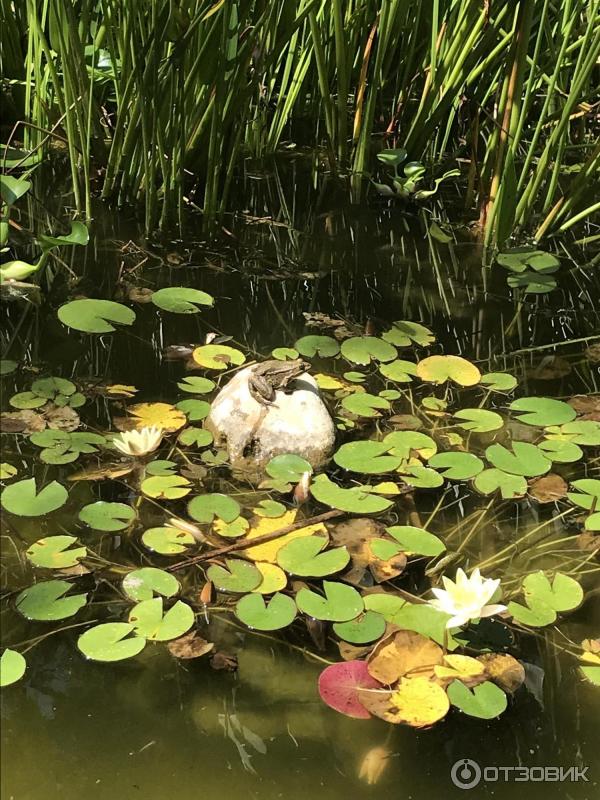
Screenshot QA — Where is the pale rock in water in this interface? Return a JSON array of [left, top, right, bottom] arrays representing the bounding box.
[[204, 366, 335, 471]]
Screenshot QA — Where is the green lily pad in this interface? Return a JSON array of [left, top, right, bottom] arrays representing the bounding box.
[[480, 372, 517, 392], [383, 430, 437, 460], [265, 454, 312, 484], [79, 501, 136, 531], [447, 680, 507, 718], [129, 598, 195, 641], [206, 559, 262, 593], [16, 580, 87, 621], [272, 347, 299, 361], [384, 525, 445, 556], [175, 399, 211, 421], [507, 272, 557, 294], [381, 321, 435, 347], [177, 376, 216, 394], [141, 527, 195, 555], [58, 299, 136, 333], [341, 392, 390, 418], [188, 493, 240, 524], [276, 535, 349, 577], [580, 666, 600, 686], [567, 479, 600, 510], [333, 611, 386, 644], [497, 248, 560, 274], [253, 499, 287, 518], [508, 599, 557, 627], [509, 397, 576, 427], [144, 460, 177, 476], [340, 336, 396, 365], [364, 597, 459, 649], [473, 468, 527, 499], [545, 420, 600, 447], [398, 464, 443, 488], [213, 517, 250, 538], [77, 622, 146, 662], [294, 335, 340, 358], [26, 536, 86, 569], [235, 592, 297, 631], [428, 452, 484, 480], [0, 649, 26, 687], [310, 474, 392, 514], [379, 359, 419, 382], [454, 408, 504, 433], [9, 391, 47, 409], [178, 427, 214, 447], [416, 355, 481, 387], [192, 344, 246, 370], [538, 439, 583, 464], [334, 441, 402, 474], [485, 442, 551, 477], [141, 474, 191, 500], [1, 478, 68, 517], [522, 571, 583, 613], [0, 359, 18, 375], [122, 567, 180, 601], [296, 581, 364, 622], [0, 463, 17, 480], [151, 287, 213, 313]]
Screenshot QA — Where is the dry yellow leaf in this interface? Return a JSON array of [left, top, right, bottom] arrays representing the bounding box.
[[123, 402, 187, 432], [367, 629, 443, 684], [106, 384, 138, 397], [389, 677, 450, 727], [251, 562, 288, 594], [434, 654, 486, 688], [242, 510, 327, 563]]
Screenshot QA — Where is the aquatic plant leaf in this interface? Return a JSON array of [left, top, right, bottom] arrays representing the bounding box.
[[379, 359, 419, 382], [447, 679, 507, 718], [253, 499, 286, 518], [416, 355, 481, 386], [31, 376, 76, 398], [77, 623, 146, 662], [144, 459, 177, 476], [129, 598, 195, 641], [507, 272, 557, 293], [271, 347, 299, 360], [334, 441, 402, 473], [377, 148, 407, 167], [242, 510, 326, 562], [360, 678, 450, 727], [177, 376, 216, 394], [38, 221, 89, 250], [318, 661, 382, 719], [485, 442, 551, 477], [123, 401, 186, 432], [584, 513, 600, 531], [381, 321, 435, 348], [509, 397, 576, 427], [26, 535, 86, 568], [480, 372, 518, 392], [294, 335, 340, 358], [385, 525, 445, 556], [251, 563, 288, 594], [142, 526, 195, 555], [58, 299, 135, 333], [265, 454, 312, 483], [0, 259, 39, 281], [0, 463, 17, 479], [192, 344, 246, 370], [0, 174, 31, 205], [175, 399, 211, 421], [401, 464, 444, 488], [473, 468, 527, 499], [580, 666, 600, 686], [9, 391, 48, 409], [383, 430, 437, 460], [213, 517, 250, 538], [497, 248, 559, 273], [16, 580, 87, 621], [429, 452, 484, 480], [380, 389, 401, 401], [545, 420, 600, 446], [567, 479, 600, 510], [315, 373, 347, 391], [79, 501, 135, 531], [1, 478, 68, 516], [433, 654, 486, 687], [522, 571, 583, 613], [206, 559, 262, 593], [310, 474, 392, 513], [341, 392, 390, 417], [141, 474, 191, 499], [364, 597, 459, 649], [508, 599, 557, 626], [276, 535, 349, 577], [367, 629, 443, 683], [333, 611, 386, 644], [296, 581, 364, 622], [537, 439, 583, 463], [341, 336, 396, 365], [122, 567, 180, 601], [235, 592, 296, 630], [0, 649, 26, 687], [151, 287, 213, 313], [0, 359, 17, 375], [178, 427, 213, 447], [344, 371, 367, 383], [454, 408, 504, 433], [188, 493, 240, 523]]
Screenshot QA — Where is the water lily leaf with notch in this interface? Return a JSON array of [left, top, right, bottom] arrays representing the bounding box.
[[398, 465, 443, 488], [363, 597, 459, 649], [141, 474, 191, 500], [213, 517, 250, 538], [334, 441, 402, 474], [144, 459, 177, 476], [310, 474, 392, 514], [318, 660, 383, 719], [296, 581, 364, 622], [251, 563, 288, 594], [0, 359, 17, 375], [522, 571, 583, 613], [341, 392, 390, 418], [538, 439, 583, 464], [272, 347, 299, 360], [0, 463, 17, 479], [383, 430, 437, 460], [178, 427, 213, 447], [206, 559, 262, 593], [433, 654, 486, 687], [485, 442, 551, 477], [175, 399, 211, 421], [235, 593, 296, 631], [454, 408, 504, 433], [507, 272, 557, 294], [379, 360, 419, 382], [27, 536, 86, 568], [429, 452, 484, 480], [253, 499, 286, 518], [151, 287, 213, 313], [58, 299, 136, 333], [447, 679, 507, 719], [381, 321, 435, 348], [333, 611, 386, 644], [508, 599, 556, 627], [192, 344, 246, 370], [509, 397, 576, 427], [129, 598, 195, 641], [9, 391, 48, 409], [341, 336, 396, 365], [497, 248, 560, 274], [79, 501, 136, 531], [417, 355, 481, 387], [265, 454, 312, 485], [142, 526, 195, 555], [294, 335, 340, 358], [384, 525, 445, 557], [0, 649, 26, 687], [567, 479, 600, 510], [122, 567, 180, 601], [545, 421, 600, 447], [276, 535, 349, 577], [480, 372, 518, 392], [473, 468, 527, 499], [125, 402, 187, 432], [0, 174, 31, 205], [1, 478, 68, 516], [16, 580, 87, 621], [38, 221, 89, 250], [31, 376, 76, 399], [188, 493, 240, 523], [77, 623, 146, 662], [177, 376, 216, 394]]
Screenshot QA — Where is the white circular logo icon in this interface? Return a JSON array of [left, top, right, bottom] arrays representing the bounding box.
[[451, 759, 482, 790]]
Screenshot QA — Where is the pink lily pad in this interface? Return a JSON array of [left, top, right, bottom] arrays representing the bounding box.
[[318, 660, 382, 719]]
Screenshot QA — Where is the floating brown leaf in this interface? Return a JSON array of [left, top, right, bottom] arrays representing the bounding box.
[[168, 632, 214, 659], [367, 629, 443, 684], [210, 651, 238, 671], [529, 473, 568, 503], [43, 405, 81, 431], [479, 653, 525, 693], [339, 641, 374, 661], [0, 410, 46, 434]]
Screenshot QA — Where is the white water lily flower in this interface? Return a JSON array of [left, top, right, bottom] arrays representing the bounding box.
[[113, 426, 162, 457], [430, 568, 507, 629]]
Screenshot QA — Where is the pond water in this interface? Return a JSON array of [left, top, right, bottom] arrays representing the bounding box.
[[1, 161, 599, 799]]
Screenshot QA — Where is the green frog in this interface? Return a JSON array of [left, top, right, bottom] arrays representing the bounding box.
[[248, 359, 309, 406]]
